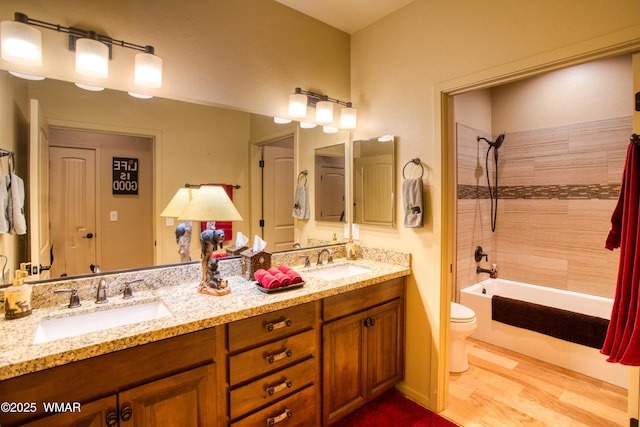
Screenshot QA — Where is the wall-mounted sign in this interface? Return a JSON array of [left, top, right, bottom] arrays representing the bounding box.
[[112, 157, 139, 195]]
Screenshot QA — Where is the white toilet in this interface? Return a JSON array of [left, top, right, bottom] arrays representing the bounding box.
[[450, 302, 477, 373]]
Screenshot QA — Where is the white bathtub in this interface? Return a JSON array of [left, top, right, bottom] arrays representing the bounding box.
[[460, 278, 628, 388]]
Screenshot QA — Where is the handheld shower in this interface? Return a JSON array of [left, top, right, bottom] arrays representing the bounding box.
[[477, 133, 506, 232]]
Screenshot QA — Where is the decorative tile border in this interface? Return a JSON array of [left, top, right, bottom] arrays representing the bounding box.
[[458, 184, 620, 200]]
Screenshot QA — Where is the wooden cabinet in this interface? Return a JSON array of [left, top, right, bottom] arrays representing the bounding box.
[[322, 278, 405, 426], [225, 301, 321, 426], [0, 329, 218, 427]]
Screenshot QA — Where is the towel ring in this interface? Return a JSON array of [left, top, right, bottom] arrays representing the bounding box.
[[297, 170, 308, 185], [402, 158, 424, 179]]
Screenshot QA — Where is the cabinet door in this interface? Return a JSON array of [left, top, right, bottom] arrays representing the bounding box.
[[366, 299, 404, 399], [322, 311, 368, 425], [20, 395, 118, 427], [118, 364, 216, 427]]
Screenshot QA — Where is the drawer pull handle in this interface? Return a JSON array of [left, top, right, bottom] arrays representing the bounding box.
[[266, 319, 292, 332], [266, 348, 293, 364], [267, 379, 293, 395], [120, 405, 133, 422], [267, 409, 293, 426]]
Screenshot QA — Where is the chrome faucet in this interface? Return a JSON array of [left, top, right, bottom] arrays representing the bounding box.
[[123, 279, 143, 299], [54, 288, 81, 308], [316, 248, 334, 266], [96, 278, 109, 304]]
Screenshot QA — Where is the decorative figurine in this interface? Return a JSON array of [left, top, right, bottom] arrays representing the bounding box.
[[198, 229, 230, 296], [175, 222, 193, 262]]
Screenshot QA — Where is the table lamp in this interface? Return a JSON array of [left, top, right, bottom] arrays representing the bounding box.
[[178, 185, 243, 296], [160, 187, 198, 262]]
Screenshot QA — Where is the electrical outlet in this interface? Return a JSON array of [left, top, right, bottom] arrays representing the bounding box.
[[166, 217, 174, 226]]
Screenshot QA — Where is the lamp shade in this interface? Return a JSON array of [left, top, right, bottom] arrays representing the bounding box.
[[339, 105, 357, 129], [134, 51, 163, 88], [160, 188, 198, 218], [0, 20, 42, 67], [288, 92, 308, 118], [178, 186, 242, 222], [315, 100, 334, 123], [75, 37, 109, 78]]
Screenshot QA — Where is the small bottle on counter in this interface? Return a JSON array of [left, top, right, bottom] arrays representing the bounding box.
[[345, 239, 358, 260]]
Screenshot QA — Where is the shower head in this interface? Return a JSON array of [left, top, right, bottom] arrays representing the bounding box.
[[477, 133, 505, 149]]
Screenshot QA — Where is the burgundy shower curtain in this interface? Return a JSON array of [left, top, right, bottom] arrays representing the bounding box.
[[602, 142, 640, 365]]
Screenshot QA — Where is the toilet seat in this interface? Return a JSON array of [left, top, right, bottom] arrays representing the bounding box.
[[451, 302, 475, 323]]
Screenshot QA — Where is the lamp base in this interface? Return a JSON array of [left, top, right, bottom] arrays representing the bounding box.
[[198, 283, 231, 296]]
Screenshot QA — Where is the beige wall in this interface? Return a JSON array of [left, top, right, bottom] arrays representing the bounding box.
[[351, 0, 640, 411], [0, 73, 29, 275]]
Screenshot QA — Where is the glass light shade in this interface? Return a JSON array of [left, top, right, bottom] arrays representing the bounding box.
[[323, 126, 339, 134], [128, 92, 153, 99], [178, 186, 242, 222], [315, 100, 334, 123], [75, 38, 108, 78], [161, 188, 198, 217], [0, 20, 42, 67], [300, 122, 317, 129], [288, 93, 308, 118], [75, 82, 104, 91], [134, 52, 162, 88], [274, 117, 291, 124], [339, 106, 357, 129]]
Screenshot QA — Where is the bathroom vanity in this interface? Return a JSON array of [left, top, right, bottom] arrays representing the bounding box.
[[0, 251, 410, 426]]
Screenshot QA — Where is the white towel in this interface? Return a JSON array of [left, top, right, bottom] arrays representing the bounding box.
[[403, 178, 423, 228], [9, 173, 26, 235], [0, 174, 9, 234], [292, 184, 310, 220]]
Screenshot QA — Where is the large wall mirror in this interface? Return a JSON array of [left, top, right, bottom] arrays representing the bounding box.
[[0, 71, 349, 282], [353, 136, 395, 226], [314, 144, 346, 222]]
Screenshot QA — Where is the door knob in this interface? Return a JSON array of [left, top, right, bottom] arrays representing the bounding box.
[[83, 233, 94, 239]]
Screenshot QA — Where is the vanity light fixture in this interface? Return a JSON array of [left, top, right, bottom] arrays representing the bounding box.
[[287, 87, 357, 129], [300, 122, 317, 129], [323, 126, 339, 134], [0, 12, 162, 91], [273, 117, 292, 124]]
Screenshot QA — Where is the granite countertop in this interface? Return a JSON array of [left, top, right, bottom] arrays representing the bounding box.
[[0, 258, 410, 381]]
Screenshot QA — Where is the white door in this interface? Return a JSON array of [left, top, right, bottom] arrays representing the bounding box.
[[49, 147, 97, 277], [28, 99, 51, 279], [317, 165, 345, 222], [262, 138, 294, 251]]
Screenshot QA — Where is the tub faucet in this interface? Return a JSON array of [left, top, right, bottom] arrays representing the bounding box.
[[96, 278, 109, 304], [476, 264, 497, 278], [316, 249, 334, 266]]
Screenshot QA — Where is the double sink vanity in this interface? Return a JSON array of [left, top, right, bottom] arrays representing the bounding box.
[[0, 244, 410, 426]]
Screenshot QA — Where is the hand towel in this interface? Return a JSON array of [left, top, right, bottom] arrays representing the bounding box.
[[278, 264, 303, 284], [254, 268, 280, 289], [402, 178, 423, 228], [0, 174, 10, 234], [268, 267, 292, 287], [292, 184, 310, 220], [9, 173, 26, 235]]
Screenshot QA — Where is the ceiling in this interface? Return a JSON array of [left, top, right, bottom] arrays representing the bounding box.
[[275, 0, 415, 34]]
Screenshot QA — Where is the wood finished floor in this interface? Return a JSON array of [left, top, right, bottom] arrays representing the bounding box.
[[440, 339, 628, 426]]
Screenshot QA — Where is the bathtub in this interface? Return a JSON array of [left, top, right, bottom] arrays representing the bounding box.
[[460, 278, 628, 388]]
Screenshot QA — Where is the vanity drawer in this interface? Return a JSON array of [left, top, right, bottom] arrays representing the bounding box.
[[323, 277, 404, 321], [229, 329, 317, 385], [231, 384, 318, 427], [229, 357, 316, 419], [228, 301, 319, 352]]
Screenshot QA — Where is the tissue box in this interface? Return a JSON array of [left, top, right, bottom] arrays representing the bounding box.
[[226, 245, 248, 256], [241, 250, 272, 280]]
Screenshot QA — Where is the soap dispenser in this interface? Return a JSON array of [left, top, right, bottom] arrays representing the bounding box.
[[345, 239, 358, 260], [4, 265, 33, 319]]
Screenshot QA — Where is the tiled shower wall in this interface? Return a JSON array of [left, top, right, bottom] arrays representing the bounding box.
[[456, 116, 632, 299]]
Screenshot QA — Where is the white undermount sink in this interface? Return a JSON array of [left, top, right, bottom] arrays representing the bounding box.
[[304, 264, 372, 281], [33, 300, 172, 344]]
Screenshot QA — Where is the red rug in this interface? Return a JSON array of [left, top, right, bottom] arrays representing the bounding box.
[[334, 388, 459, 426]]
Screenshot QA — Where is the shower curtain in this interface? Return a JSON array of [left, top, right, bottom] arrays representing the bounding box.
[[602, 142, 640, 365]]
